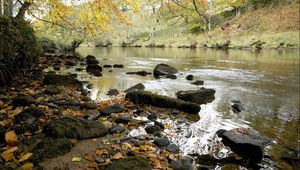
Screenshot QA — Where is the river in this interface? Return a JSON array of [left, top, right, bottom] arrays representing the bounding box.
[[73, 47, 299, 169]]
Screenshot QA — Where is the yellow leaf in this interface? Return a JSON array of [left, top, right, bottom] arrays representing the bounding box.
[[111, 152, 124, 160], [20, 162, 34, 170], [71, 157, 82, 162], [5, 130, 18, 146], [18, 153, 33, 163], [1, 152, 14, 162]]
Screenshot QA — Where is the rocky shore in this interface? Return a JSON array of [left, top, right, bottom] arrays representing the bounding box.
[[1, 52, 296, 170]]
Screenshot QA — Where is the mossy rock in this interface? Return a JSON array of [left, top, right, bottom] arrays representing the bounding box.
[[125, 91, 200, 114], [42, 116, 108, 139], [104, 156, 152, 170], [43, 74, 83, 89]]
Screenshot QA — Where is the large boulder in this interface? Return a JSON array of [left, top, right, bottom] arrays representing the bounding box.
[[86, 64, 103, 77], [126, 91, 200, 114], [216, 128, 270, 164], [176, 88, 216, 104], [42, 116, 108, 139], [25, 134, 72, 164], [43, 74, 83, 89], [104, 157, 152, 170], [153, 64, 178, 78], [86, 55, 99, 65]]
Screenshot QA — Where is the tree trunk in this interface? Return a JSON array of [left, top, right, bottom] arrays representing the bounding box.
[[0, 0, 3, 15], [16, 1, 31, 19]]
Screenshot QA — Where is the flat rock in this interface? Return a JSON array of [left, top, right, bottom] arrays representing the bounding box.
[[45, 86, 61, 95], [107, 89, 119, 96], [115, 115, 132, 124], [42, 116, 108, 139], [153, 64, 178, 78], [166, 144, 180, 153], [170, 158, 194, 170], [216, 128, 270, 163], [176, 88, 216, 104], [126, 91, 200, 114], [110, 125, 125, 134], [126, 71, 151, 76], [104, 156, 152, 170], [101, 104, 125, 116], [43, 74, 82, 89]]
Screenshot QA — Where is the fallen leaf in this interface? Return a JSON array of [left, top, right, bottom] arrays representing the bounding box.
[[18, 153, 33, 163], [70, 138, 77, 145], [88, 162, 98, 168], [72, 157, 82, 162], [1, 152, 14, 162], [5, 130, 18, 146], [122, 143, 132, 150], [111, 152, 124, 160], [5, 146, 18, 153], [84, 154, 95, 162], [96, 149, 108, 156], [20, 162, 34, 170]]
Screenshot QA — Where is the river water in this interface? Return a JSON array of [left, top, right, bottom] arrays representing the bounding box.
[[75, 47, 299, 169]]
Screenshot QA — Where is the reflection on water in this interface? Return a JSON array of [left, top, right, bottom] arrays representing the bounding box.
[[76, 47, 299, 167]]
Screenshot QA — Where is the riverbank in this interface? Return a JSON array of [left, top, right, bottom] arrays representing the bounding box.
[[0, 50, 299, 169]]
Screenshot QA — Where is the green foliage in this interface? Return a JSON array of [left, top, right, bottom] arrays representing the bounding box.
[[0, 16, 41, 86], [188, 22, 204, 34]]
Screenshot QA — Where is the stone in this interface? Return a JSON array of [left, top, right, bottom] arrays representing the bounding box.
[[186, 75, 194, 80], [13, 123, 39, 134], [176, 88, 216, 105], [216, 128, 270, 164], [126, 91, 200, 114], [104, 156, 152, 170], [231, 100, 244, 113], [103, 65, 112, 68], [126, 71, 151, 76], [153, 64, 178, 78], [15, 107, 45, 124], [154, 121, 164, 129], [145, 125, 161, 135], [53, 65, 60, 71], [12, 96, 33, 108], [110, 125, 125, 134], [166, 74, 177, 79], [113, 64, 124, 68], [107, 89, 119, 96], [154, 137, 170, 147], [115, 115, 132, 124], [80, 102, 98, 110], [170, 159, 194, 170], [101, 104, 125, 116], [42, 116, 108, 139], [43, 74, 83, 89], [102, 121, 113, 129], [124, 83, 145, 93], [191, 80, 204, 86], [45, 86, 60, 95], [86, 65, 103, 77], [25, 135, 72, 164], [166, 144, 180, 153], [86, 55, 99, 65], [147, 112, 158, 121]]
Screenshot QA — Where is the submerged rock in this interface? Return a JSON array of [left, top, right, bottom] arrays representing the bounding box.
[[186, 75, 194, 80], [42, 116, 108, 139], [101, 104, 125, 116], [191, 80, 204, 86], [43, 74, 83, 89], [124, 83, 145, 93], [126, 71, 151, 76], [113, 64, 124, 68], [216, 128, 270, 164], [176, 88, 216, 104], [104, 156, 152, 170], [153, 64, 178, 78], [231, 100, 244, 113], [126, 91, 200, 114]]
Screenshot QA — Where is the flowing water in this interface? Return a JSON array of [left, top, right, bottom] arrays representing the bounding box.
[[74, 47, 299, 169]]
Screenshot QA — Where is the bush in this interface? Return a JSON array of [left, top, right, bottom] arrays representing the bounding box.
[[188, 23, 204, 34]]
